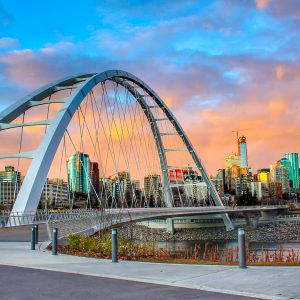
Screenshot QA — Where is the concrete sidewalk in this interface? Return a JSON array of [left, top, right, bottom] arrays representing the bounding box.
[[0, 242, 299, 300]]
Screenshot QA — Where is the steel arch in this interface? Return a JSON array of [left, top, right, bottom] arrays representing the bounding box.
[[0, 70, 233, 230]]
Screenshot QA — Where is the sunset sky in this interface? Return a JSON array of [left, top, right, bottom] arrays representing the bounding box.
[[0, 0, 300, 175]]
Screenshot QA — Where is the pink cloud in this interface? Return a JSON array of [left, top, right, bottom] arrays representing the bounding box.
[[256, 0, 272, 10], [0, 37, 19, 49]]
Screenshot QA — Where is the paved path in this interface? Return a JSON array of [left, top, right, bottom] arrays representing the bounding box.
[[0, 224, 49, 242], [0, 265, 257, 300], [0, 242, 299, 299]]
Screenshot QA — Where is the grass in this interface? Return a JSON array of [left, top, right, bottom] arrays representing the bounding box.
[[58, 232, 300, 266]]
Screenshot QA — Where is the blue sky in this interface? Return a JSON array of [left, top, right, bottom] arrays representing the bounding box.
[[0, 0, 300, 172]]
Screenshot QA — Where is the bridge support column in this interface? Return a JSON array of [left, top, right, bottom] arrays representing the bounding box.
[[243, 212, 260, 229], [166, 218, 174, 234], [261, 211, 277, 221]]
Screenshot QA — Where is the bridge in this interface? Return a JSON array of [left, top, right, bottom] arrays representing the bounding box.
[[0, 69, 281, 234], [1, 205, 288, 240]]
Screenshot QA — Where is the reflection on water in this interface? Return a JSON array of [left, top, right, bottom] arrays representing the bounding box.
[[156, 240, 300, 252]]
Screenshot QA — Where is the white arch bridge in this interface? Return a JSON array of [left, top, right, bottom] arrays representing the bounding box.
[[0, 70, 276, 232], [1, 206, 288, 239]]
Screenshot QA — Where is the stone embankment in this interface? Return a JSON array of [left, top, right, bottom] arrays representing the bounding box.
[[117, 221, 300, 243]]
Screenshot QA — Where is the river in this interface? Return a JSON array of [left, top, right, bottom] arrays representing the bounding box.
[[156, 240, 300, 252]]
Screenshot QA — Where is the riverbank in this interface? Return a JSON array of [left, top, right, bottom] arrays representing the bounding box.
[[117, 221, 300, 243], [57, 228, 300, 266]]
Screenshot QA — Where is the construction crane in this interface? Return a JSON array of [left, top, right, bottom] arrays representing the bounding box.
[[231, 128, 250, 155]]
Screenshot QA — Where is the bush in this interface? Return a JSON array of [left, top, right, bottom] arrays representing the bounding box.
[[66, 232, 153, 258], [68, 234, 81, 250]]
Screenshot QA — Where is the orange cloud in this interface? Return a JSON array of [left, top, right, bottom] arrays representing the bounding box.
[[256, 0, 272, 10], [275, 65, 285, 80]]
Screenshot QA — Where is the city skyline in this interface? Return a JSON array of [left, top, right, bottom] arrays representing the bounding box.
[[0, 1, 300, 174]]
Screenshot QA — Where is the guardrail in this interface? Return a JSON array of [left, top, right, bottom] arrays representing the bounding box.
[[0, 209, 103, 227]]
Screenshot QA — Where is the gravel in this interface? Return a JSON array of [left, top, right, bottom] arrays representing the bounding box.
[[117, 221, 300, 243]]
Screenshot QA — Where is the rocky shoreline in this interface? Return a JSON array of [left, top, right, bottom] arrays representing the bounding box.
[[117, 221, 300, 243]]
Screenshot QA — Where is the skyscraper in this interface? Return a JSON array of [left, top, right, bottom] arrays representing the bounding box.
[[270, 161, 290, 193], [144, 174, 161, 197], [283, 153, 299, 189], [90, 162, 99, 195], [238, 136, 248, 168], [67, 152, 90, 194]]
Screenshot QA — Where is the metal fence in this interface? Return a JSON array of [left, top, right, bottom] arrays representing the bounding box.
[[0, 209, 103, 227]]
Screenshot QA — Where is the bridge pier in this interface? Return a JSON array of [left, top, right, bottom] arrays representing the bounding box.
[[166, 218, 175, 234], [261, 210, 277, 221], [243, 212, 260, 229]]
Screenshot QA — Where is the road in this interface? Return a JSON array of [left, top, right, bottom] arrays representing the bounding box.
[[0, 265, 259, 300]]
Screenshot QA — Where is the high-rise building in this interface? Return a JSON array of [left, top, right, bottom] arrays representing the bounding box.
[[89, 162, 99, 195], [216, 169, 225, 180], [238, 136, 248, 168], [168, 169, 184, 183], [225, 154, 241, 169], [67, 152, 90, 194], [270, 161, 290, 193], [283, 153, 299, 189], [144, 174, 161, 198], [257, 169, 270, 198], [269, 182, 283, 198], [235, 174, 250, 197], [116, 171, 133, 196], [216, 168, 226, 192], [211, 178, 224, 196], [132, 180, 140, 191], [0, 166, 21, 206], [184, 175, 207, 202], [0, 166, 21, 183], [250, 181, 262, 200], [41, 178, 69, 208], [257, 169, 270, 184]]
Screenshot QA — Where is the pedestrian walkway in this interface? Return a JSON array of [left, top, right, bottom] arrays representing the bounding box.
[[0, 242, 299, 299]]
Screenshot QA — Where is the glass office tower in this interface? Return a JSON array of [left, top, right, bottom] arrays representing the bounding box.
[[67, 152, 90, 194], [238, 136, 248, 168], [283, 153, 299, 189]]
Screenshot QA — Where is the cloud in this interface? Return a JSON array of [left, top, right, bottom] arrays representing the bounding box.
[[1, 0, 300, 177], [0, 37, 19, 49], [275, 65, 285, 80], [256, 0, 272, 10]]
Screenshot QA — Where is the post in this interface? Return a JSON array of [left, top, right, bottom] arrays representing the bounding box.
[[238, 228, 247, 269], [31, 226, 36, 250], [34, 224, 38, 244], [111, 228, 118, 263], [52, 228, 58, 255]]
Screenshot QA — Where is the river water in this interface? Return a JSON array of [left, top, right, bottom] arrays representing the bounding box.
[[156, 240, 300, 252]]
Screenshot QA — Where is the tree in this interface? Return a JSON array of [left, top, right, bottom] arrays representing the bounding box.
[[237, 188, 258, 206]]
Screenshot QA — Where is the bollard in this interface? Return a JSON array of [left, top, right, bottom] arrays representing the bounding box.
[[31, 226, 36, 250], [52, 228, 58, 255], [238, 228, 247, 269], [34, 224, 39, 244], [111, 228, 118, 263]]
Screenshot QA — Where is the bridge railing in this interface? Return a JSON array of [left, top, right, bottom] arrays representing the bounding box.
[[0, 209, 104, 227]]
